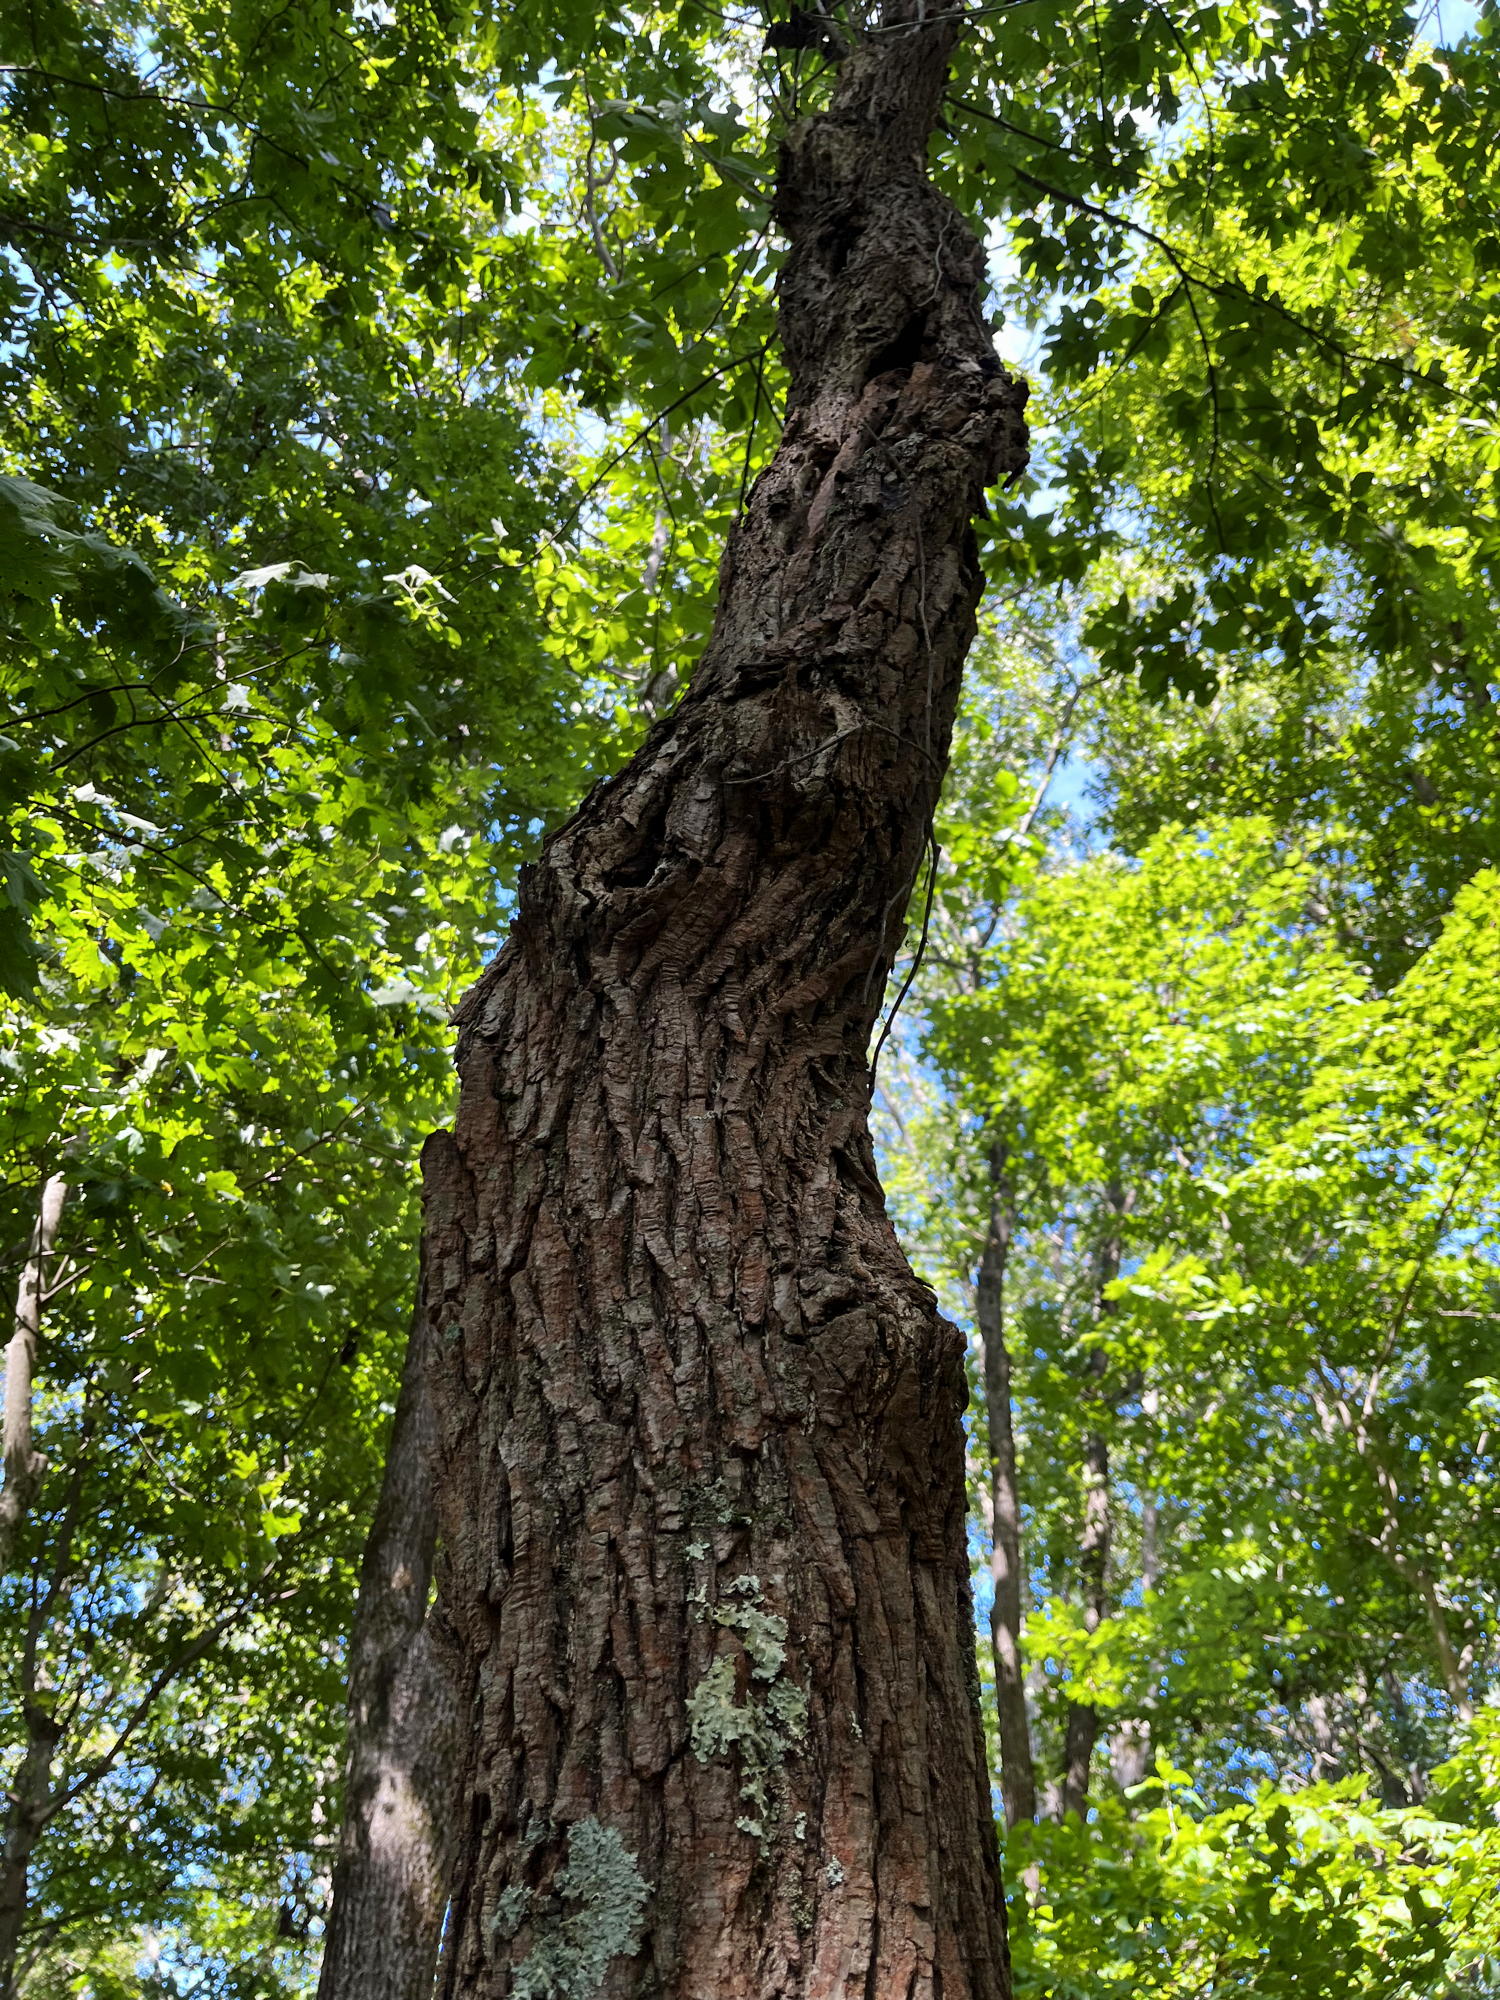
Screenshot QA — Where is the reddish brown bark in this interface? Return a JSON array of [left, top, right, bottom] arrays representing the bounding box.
[[421, 12, 1028, 1995]]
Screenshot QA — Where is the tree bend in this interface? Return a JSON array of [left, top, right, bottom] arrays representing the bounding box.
[[422, 9, 1028, 1993]]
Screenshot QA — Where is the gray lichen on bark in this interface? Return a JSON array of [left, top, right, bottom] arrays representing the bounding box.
[[504, 1820, 650, 2000]]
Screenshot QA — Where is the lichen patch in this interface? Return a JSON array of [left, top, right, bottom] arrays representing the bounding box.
[[502, 1818, 651, 1999]]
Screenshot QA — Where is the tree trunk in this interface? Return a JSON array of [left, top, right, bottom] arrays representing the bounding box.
[[317, 1259, 461, 2000], [1110, 1462, 1156, 1793], [419, 10, 1029, 1995], [0, 1172, 67, 1997], [1057, 1419, 1109, 1821], [1057, 1211, 1121, 1824], [0, 1174, 65, 1579], [0, 1701, 61, 2000], [975, 1138, 1036, 1828]]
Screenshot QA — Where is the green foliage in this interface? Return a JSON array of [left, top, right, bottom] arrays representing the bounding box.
[[7, 0, 1500, 1989], [1009, 1735, 1500, 1999], [923, 811, 1498, 1740]]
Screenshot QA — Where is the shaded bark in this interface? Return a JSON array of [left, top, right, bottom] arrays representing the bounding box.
[[420, 11, 1028, 1996], [318, 1283, 461, 2000], [975, 1138, 1035, 1828]]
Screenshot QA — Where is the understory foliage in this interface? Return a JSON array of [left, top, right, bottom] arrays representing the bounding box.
[[3, 0, 1499, 1992]]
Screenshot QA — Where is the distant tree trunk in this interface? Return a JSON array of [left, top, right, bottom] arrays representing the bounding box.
[[0, 1174, 65, 1578], [1057, 1206, 1122, 1823], [418, 8, 1028, 1994], [318, 1264, 460, 2000], [0, 1700, 60, 2000], [0, 1173, 67, 1999], [1058, 1421, 1110, 1820], [976, 1137, 1036, 1827], [1110, 1448, 1157, 1793]]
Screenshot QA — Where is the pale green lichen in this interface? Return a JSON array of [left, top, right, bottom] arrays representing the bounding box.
[[685, 1575, 808, 1850], [489, 1884, 530, 1944], [825, 1856, 846, 1889], [765, 1679, 809, 1736], [717, 1575, 791, 1682], [510, 1818, 650, 1999], [687, 1657, 754, 1763]]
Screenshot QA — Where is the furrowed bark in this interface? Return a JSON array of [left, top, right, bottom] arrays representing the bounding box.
[[318, 1286, 461, 2000], [420, 9, 1028, 1995], [976, 1139, 1036, 1828], [0, 1175, 65, 1580]]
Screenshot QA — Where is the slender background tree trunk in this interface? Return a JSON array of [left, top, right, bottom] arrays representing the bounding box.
[[1058, 1411, 1110, 1821], [1111, 1431, 1157, 1792], [420, 7, 1028, 1993], [0, 1173, 67, 1998], [0, 1174, 65, 1579], [976, 1137, 1036, 1828], [317, 1263, 460, 2000], [1058, 1206, 1122, 1823]]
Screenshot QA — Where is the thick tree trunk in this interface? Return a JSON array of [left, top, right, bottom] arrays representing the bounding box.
[[420, 9, 1028, 1995], [975, 1139, 1036, 1828], [317, 1277, 461, 2000]]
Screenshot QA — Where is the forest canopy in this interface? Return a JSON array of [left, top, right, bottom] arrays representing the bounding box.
[[2, 0, 1498, 1993]]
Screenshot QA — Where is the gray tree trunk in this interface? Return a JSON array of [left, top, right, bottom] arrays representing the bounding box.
[[317, 1257, 460, 2000], [0, 1173, 67, 1999], [0, 1174, 65, 1578]]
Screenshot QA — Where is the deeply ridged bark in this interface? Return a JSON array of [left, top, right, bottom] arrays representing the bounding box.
[[421, 11, 1028, 1994]]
